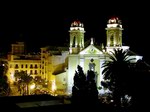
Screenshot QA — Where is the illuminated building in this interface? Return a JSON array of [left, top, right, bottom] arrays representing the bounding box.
[[6, 17, 143, 95], [7, 42, 41, 84], [66, 17, 142, 94], [40, 46, 68, 92]]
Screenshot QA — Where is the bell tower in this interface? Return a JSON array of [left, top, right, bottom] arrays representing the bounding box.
[[106, 17, 123, 47], [69, 20, 85, 54]]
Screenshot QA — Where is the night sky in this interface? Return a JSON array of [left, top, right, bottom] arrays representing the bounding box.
[[0, 2, 150, 63]]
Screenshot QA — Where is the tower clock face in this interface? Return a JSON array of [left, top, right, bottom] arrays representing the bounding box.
[[89, 47, 95, 54]]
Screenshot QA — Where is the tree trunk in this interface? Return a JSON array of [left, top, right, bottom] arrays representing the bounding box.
[[26, 84, 29, 95]]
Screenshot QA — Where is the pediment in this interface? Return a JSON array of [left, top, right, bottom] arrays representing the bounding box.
[[79, 45, 103, 55]]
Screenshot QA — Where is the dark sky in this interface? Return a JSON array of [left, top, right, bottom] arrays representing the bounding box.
[[0, 2, 150, 63]]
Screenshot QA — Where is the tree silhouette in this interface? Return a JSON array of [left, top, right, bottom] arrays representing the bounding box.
[[72, 65, 86, 105], [0, 61, 11, 96], [101, 48, 134, 108], [72, 65, 98, 108], [86, 70, 98, 106], [131, 59, 150, 111]]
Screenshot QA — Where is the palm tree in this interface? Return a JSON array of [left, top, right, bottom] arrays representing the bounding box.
[[101, 48, 134, 107], [14, 71, 33, 95]]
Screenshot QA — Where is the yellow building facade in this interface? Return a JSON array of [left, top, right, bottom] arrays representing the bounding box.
[[7, 42, 41, 84]]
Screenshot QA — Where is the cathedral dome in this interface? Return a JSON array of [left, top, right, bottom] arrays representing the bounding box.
[[71, 20, 84, 27], [107, 17, 122, 28], [108, 17, 121, 25]]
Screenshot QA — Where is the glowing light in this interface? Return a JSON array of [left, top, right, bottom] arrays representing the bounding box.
[[90, 38, 94, 45], [135, 56, 143, 61], [107, 24, 122, 28], [106, 46, 129, 53], [30, 83, 35, 89], [10, 73, 15, 82], [128, 55, 143, 63], [70, 27, 84, 31], [52, 80, 56, 92], [69, 48, 72, 54]]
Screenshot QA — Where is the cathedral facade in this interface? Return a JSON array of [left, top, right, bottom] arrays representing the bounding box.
[[66, 17, 142, 94], [7, 17, 142, 95]]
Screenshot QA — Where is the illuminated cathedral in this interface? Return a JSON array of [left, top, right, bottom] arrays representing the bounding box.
[[66, 17, 142, 93], [7, 17, 142, 95]]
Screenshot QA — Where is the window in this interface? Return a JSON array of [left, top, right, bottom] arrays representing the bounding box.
[[35, 64, 38, 68], [30, 64, 33, 68], [15, 64, 19, 69], [30, 70, 33, 74], [35, 70, 37, 74]]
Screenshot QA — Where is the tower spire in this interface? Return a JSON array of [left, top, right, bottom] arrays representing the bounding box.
[[106, 17, 123, 47], [69, 20, 85, 54], [90, 38, 94, 45]]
